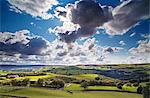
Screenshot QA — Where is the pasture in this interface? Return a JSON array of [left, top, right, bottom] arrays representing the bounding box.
[[0, 86, 142, 98]]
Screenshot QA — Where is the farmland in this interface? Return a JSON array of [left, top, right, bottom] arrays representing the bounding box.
[[0, 64, 149, 98], [0, 86, 142, 98]]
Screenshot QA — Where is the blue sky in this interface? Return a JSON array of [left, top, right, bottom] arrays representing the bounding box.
[[0, 0, 149, 65]]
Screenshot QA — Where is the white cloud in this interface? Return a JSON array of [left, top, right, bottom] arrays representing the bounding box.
[[0, 30, 30, 44], [130, 40, 150, 55], [128, 40, 150, 63], [0, 30, 124, 65], [49, 5, 80, 34], [7, 0, 59, 20], [130, 32, 136, 37], [9, 5, 22, 13], [49, 21, 79, 34], [141, 33, 150, 39], [119, 41, 126, 46]]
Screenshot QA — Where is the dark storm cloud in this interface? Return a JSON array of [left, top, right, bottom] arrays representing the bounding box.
[[0, 32, 48, 56], [57, 0, 149, 43], [58, 0, 112, 43], [71, 0, 108, 27]]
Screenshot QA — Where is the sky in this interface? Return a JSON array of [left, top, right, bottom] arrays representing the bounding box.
[[0, 0, 150, 65]]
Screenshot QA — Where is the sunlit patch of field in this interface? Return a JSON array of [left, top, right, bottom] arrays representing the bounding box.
[[16, 73, 57, 81]]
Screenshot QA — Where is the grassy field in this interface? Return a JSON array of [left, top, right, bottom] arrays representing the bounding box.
[[75, 74, 99, 80], [0, 86, 142, 98], [65, 83, 83, 91], [64, 83, 138, 92], [0, 71, 8, 75], [0, 64, 149, 98], [73, 73, 117, 82], [16, 73, 57, 81]]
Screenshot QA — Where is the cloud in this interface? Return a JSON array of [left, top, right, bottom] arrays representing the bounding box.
[[128, 39, 150, 63], [0, 30, 49, 56], [0, 30, 124, 65], [141, 33, 150, 39], [119, 41, 126, 46], [104, 0, 149, 35], [51, 0, 149, 43], [130, 32, 136, 37], [51, 0, 112, 43], [104, 47, 123, 53], [7, 0, 59, 20], [130, 40, 150, 55]]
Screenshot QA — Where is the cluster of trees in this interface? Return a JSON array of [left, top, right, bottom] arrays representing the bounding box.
[[116, 81, 150, 96], [143, 83, 150, 98], [37, 78, 65, 89], [0, 78, 31, 86], [11, 78, 30, 86], [0, 78, 65, 89], [55, 76, 77, 83], [6, 72, 46, 77]]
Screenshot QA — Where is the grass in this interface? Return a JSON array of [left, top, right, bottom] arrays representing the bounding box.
[[88, 86, 119, 91], [65, 83, 138, 93], [64, 83, 83, 91], [75, 74, 99, 80], [16, 73, 57, 81], [73, 74, 116, 82], [122, 85, 138, 92], [0, 86, 142, 98], [0, 71, 8, 75]]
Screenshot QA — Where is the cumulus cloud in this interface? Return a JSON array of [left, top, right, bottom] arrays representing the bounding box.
[[0, 30, 49, 56], [129, 40, 150, 55], [141, 33, 150, 39], [128, 39, 150, 63], [104, 0, 149, 35], [119, 41, 126, 46], [7, 0, 59, 19], [126, 56, 149, 64], [51, 0, 149, 43], [51, 0, 112, 43], [0, 30, 124, 65]]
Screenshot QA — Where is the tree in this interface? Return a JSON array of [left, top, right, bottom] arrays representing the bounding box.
[[143, 85, 150, 98], [50, 79, 65, 89], [137, 85, 143, 94], [132, 83, 139, 87], [37, 78, 46, 87], [10, 79, 18, 86], [116, 82, 124, 89], [81, 81, 88, 90], [21, 78, 30, 86], [95, 77, 100, 81]]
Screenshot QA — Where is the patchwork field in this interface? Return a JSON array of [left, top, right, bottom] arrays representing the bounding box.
[[0, 64, 149, 98], [0, 86, 142, 98]]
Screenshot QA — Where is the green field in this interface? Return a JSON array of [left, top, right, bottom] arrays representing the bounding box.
[[0, 64, 149, 98], [16, 73, 57, 81], [75, 74, 99, 80], [0, 86, 142, 98]]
